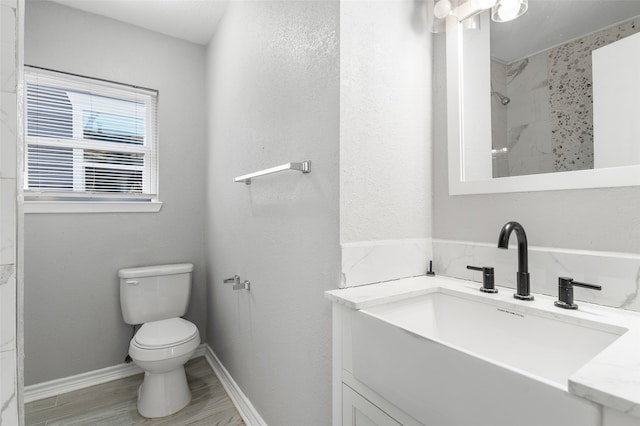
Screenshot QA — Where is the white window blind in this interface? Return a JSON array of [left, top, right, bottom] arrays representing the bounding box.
[[24, 67, 158, 201]]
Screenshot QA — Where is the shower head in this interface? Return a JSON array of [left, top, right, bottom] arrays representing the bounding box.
[[490, 81, 511, 106], [491, 90, 511, 106]]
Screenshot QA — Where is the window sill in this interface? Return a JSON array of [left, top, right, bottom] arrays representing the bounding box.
[[24, 201, 163, 214]]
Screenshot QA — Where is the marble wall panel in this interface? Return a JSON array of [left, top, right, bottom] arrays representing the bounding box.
[[341, 238, 432, 288], [0, 0, 19, 424]]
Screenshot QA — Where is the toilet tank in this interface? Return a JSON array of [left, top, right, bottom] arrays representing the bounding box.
[[119, 263, 194, 325]]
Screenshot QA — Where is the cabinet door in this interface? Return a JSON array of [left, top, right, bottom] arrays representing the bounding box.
[[343, 384, 402, 426]]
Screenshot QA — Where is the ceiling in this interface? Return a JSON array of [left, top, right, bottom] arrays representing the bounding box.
[[491, 1, 640, 63], [49, 0, 229, 45]]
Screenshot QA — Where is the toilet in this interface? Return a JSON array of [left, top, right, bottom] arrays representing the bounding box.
[[119, 263, 200, 418]]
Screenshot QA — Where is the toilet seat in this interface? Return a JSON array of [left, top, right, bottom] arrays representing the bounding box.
[[129, 318, 200, 362]]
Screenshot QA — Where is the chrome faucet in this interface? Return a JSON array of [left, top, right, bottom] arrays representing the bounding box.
[[498, 221, 533, 301]]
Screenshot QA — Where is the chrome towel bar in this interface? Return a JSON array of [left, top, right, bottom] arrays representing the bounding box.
[[234, 161, 311, 185]]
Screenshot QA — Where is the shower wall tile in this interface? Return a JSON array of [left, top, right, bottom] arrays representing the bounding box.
[[433, 239, 640, 312], [0, 4, 16, 93], [0, 264, 15, 352], [1, 92, 17, 178], [549, 18, 640, 172], [503, 51, 554, 177], [1, 0, 19, 424], [491, 60, 508, 177], [0, 349, 17, 425], [0, 179, 16, 265]]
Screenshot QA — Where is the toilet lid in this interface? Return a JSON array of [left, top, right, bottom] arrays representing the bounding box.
[[133, 318, 198, 349]]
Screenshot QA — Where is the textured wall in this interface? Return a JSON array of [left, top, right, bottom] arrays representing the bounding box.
[[340, 0, 432, 244], [433, 34, 640, 255], [205, 1, 339, 425], [24, 1, 207, 385]]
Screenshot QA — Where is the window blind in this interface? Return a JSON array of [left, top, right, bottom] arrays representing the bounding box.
[[24, 67, 158, 201]]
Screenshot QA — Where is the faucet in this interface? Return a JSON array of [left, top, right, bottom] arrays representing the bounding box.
[[497, 221, 533, 301]]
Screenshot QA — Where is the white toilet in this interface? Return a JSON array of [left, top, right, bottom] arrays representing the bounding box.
[[119, 263, 200, 418]]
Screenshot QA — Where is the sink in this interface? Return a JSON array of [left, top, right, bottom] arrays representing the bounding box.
[[349, 287, 627, 426], [363, 288, 625, 387]]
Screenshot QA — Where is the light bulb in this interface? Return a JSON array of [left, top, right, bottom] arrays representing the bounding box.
[[434, 0, 452, 19], [498, 0, 519, 20], [491, 0, 528, 22]]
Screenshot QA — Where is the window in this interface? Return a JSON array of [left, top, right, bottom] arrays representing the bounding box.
[[24, 67, 160, 212]]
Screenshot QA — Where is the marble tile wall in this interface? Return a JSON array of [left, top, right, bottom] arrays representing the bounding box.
[[490, 60, 508, 178], [505, 52, 553, 177], [1, 0, 19, 424], [433, 239, 640, 312], [491, 52, 553, 178]]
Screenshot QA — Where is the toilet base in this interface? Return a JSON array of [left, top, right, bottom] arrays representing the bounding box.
[[137, 366, 191, 418]]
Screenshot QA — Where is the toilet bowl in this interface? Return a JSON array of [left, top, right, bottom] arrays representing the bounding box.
[[118, 263, 199, 418], [129, 317, 200, 418]]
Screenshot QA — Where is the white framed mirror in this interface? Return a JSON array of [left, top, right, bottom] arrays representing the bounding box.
[[445, 1, 640, 195]]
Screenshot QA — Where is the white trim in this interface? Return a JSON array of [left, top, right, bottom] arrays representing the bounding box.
[[24, 362, 142, 404], [24, 200, 162, 214], [204, 345, 268, 426], [24, 343, 207, 403]]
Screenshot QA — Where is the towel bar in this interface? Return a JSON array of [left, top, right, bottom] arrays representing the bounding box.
[[234, 161, 311, 185]]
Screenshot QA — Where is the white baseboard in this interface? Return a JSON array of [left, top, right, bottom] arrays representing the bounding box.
[[24, 344, 208, 403], [204, 345, 267, 426]]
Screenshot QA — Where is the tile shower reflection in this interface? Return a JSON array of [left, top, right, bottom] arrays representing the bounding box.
[[491, 16, 640, 178]]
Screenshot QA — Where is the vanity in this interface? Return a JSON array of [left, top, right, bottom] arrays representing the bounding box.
[[325, 1, 640, 424], [326, 276, 640, 426]]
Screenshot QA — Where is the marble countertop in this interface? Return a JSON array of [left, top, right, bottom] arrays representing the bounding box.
[[325, 275, 640, 418]]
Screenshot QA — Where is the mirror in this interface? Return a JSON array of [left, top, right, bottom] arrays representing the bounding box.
[[446, 1, 640, 194]]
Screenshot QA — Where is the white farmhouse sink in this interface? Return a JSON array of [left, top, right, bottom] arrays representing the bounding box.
[[350, 287, 628, 426], [363, 288, 625, 387]]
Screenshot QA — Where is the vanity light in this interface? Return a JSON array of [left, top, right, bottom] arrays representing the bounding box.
[[491, 0, 528, 22], [433, 0, 527, 23], [434, 0, 497, 21], [433, 0, 453, 19]]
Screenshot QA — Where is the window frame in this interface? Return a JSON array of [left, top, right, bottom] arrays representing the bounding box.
[[23, 67, 162, 214]]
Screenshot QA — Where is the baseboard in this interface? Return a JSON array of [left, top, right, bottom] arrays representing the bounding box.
[[24, 343, 208, 403], [204, 345, 267, 426]]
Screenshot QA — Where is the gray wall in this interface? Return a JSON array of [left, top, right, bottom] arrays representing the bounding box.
[[205, 1, 340, 425], [340, 0, 432, 243], [432, 34, 640, 254], [24, 1, 207, 385]]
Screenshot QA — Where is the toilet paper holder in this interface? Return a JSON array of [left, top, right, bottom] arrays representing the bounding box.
[[224, 275, 251, 291]]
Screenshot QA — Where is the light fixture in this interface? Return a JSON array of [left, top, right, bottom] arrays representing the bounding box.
[[434, 0, 498, 21], [433, 0, 527, 24], [491, 0, 528, 22]]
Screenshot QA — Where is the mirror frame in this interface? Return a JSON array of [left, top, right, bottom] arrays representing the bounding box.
[[445, 14, 640, 195]]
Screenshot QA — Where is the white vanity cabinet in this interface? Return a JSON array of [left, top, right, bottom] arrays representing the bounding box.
[[333, 304, 423, 426], [342, 385, 401, 426]]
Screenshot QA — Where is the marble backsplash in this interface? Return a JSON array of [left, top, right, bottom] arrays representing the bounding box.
[[433, 239, 640, 312], [341, 238, 431, 288]]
